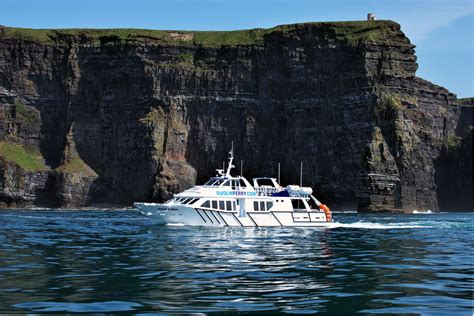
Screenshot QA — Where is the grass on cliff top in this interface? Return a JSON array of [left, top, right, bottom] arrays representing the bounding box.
[[0, 20, 398, 47], [55, 156, 98, 177], [458, 97, 474, 106], [0, 141, 47, 172]]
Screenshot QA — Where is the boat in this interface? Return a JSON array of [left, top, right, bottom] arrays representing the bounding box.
[[412, 210, 433, 214], [134, 147, 332, 227]]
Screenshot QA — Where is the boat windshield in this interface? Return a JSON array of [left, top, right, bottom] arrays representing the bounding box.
[[204, 178, 227, 186], [307, 197, 319, 209]]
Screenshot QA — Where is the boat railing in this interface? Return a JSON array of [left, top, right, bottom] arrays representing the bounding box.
[[288, 192, 311, 198], [255, 186, 282, 196], [293, 208, 308, 212]]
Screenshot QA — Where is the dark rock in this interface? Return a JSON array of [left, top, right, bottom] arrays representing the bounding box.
[[0, 21, 471, 212], [434, 99, 473, 211], [357, 127, 401, 212], [0, 160, 49, 207], [52, 124, 98, 207]]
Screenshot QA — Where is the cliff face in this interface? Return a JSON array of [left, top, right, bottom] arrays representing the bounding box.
[[0, 21, 471, 211]]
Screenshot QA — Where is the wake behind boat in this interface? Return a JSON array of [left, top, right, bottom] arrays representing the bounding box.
[[134, 147, 332, 227]]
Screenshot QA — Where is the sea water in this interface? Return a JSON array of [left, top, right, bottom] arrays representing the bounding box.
[[0, 210, 472, 314]]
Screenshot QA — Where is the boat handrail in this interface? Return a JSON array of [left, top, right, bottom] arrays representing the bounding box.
[[255, 186, 282, 196], [288, 192, 311, 198]]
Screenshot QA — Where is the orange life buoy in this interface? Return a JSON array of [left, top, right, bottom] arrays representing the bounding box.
[[320, 204, 332, 222]]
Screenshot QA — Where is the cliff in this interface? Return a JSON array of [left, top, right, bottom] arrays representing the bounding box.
[[0, 21, 471, 212]]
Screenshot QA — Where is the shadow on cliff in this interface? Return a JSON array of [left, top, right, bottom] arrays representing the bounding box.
[[34, 174, 62, 208], [434, 104, 473, 211], [35, 44, 160, 207]]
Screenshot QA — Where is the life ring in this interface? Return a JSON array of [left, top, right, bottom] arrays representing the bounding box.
[[319, 204, 332, 222]]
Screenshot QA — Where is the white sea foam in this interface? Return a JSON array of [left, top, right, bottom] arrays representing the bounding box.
[[166, 223, 186, 226], [327, 221, 426, 229], [1, 214, 46, 219]]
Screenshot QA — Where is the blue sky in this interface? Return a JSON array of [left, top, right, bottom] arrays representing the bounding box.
[[1, 0, 473, 97]]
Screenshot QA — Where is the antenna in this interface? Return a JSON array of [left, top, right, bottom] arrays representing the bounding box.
[[278, 162, 281, 184], [240, 160, 243, 176], [225, 142, 235, 177], [300, 161, 303, 187]]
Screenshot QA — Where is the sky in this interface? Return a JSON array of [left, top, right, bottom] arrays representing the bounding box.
[[1, 0, 473, 97]]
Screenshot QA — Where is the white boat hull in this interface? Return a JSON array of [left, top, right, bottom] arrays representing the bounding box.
[[135, 203, 331, 227]]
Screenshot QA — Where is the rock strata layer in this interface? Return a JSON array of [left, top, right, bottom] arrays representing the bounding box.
[[0, 21, 471, 212]]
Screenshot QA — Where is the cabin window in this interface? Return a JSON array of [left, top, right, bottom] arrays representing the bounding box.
[[187, 198, 199, 205], [266, 202, 273, 210], [204, 178, 226, 186], [307, 198, 318, 209], [181, 198, 191, 204], [204, 179, 216, 185], [292, 199, 302, 210], [256, 178, 275, 187], [233, 201, 237, 210], [226, 201, 232, 211], [212, 200, 218, 209], [201, 200, 210, 208], [222, 180, 231, 187], [253, 201, 259, 211], [239, 179, 246, 187], [260, 201, 265, 211], [219, 201, 225, 210]]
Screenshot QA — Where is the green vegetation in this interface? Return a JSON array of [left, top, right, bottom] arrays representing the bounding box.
[[441, 134, 462, 150], [432, 134, 462, 150], [301, 21, 392, 45], [1, 27, 184, 45], [0, 20, 398, 47], [14, 101, 40, 125], [175, 53, 194, 67], [0, 141, 47, 171], [193, 28, 271, 46], [458, 97, 474, 105], [379, 94, 419, 115], [55, 156, 98, 177], [378, 96, 403, 117], [139, 109, 164, 124], [385, 96, 403, 110]]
